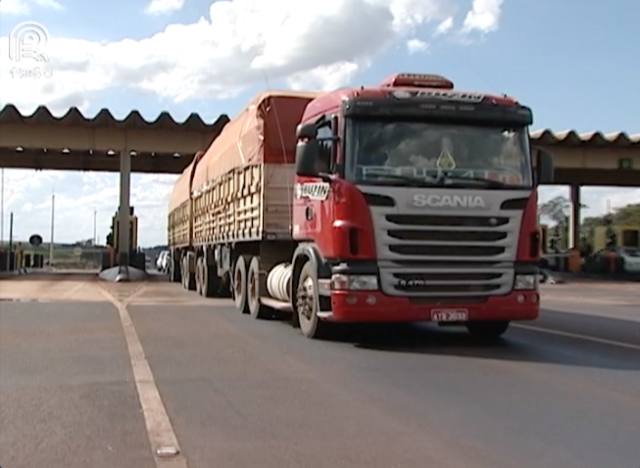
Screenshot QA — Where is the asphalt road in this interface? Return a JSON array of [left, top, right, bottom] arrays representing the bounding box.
[[1, 274, 639, 468]]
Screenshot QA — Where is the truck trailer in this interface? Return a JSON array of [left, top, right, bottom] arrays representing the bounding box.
[[168, 74, 553, 339]]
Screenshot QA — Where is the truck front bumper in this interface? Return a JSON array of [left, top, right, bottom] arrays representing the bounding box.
[[327, 290, 539, 323]]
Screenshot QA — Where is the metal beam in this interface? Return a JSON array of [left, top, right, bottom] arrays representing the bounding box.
[[0, 113, 228, 174], [0, 147, 193, 174], [549, 168, 640, 187]]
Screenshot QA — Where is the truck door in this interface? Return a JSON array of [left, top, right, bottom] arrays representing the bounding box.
[[294, 117, 337, 252]]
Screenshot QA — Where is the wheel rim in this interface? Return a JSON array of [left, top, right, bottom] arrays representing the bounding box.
[[297, 276, 315, 330]]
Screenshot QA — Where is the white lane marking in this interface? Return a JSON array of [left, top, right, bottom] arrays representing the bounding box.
[[514, 324, 640, 352], [101, 288, 188, 468], [542, 294, 638, 306], [61, 282, 86, 300]]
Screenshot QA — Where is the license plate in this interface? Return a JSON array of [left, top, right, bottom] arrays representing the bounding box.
[[431, 308, 469, 322]]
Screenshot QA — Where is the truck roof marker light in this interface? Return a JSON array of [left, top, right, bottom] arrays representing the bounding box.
[[381, 73, 454, 89]]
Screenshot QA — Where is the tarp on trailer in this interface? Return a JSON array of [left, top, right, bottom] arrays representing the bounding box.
[[169, 150, 205, 213], [191, 91, 319, 195], [168, 163, 193, 213]]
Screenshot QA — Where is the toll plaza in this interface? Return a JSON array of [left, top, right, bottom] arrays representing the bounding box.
[[531, 130, 640, 274], [0, 104, 228, 273]]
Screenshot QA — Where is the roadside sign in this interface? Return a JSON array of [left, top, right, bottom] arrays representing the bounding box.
[[29, 234, 43, 247]]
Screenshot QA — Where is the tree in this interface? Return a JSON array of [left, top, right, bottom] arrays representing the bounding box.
[[612, 203, 640, 225], [539, 196, 571, 226]]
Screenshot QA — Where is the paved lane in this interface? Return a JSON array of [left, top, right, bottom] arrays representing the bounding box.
[[1, 275, 639, 468], [128, 282, 640, 468], [0, 300, 154, 468]]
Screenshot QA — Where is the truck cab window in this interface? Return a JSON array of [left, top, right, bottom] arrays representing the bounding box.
[[316, 123, 334, 173]]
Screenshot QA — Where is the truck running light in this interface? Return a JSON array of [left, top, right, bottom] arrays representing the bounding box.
[[331, 274, 378, 291], [514, 274, 538, 291], [381, 73, 454, 89]]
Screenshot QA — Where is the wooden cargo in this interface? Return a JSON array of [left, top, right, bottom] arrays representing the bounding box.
[[192, 163, 295, 245], [169, 91, 317, 249], [168, 161, 195, 248]]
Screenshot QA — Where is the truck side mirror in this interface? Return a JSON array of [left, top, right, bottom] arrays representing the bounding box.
[[296, 122, 317, 139], [295, 140, 321, 177], [536, 149, 554, 185]]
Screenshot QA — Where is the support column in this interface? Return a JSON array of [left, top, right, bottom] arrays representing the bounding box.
[[118, 149, 131, 269], [569, 184, 581, 250]]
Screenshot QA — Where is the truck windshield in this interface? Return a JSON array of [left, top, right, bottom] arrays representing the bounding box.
[[345, 119, 533, 188]]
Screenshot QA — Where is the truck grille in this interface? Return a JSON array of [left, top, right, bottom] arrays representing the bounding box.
[[386, 214, 510, 227], [365, 188, 528, 298], [389, 245, 505, 257]]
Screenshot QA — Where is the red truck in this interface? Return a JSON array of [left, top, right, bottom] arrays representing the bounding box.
[[168, 73, 553, 339]]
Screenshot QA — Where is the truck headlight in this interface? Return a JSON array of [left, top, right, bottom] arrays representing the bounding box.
[[330, 274, 378, 291], [514, 274, 537, 290]]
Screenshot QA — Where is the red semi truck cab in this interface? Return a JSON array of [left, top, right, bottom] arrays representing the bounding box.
[[291, 73, 553, 338]]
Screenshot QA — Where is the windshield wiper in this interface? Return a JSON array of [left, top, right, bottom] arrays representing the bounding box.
[[363, 173, 437, 187], [434, 175, 526, 189]]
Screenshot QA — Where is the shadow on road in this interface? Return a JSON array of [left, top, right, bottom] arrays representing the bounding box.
[[318, 321, 640, 371]]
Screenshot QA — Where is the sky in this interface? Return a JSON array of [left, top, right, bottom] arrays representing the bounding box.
[[0, 0, 638, 246]]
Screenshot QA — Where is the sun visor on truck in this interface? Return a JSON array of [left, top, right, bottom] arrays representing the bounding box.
[[342, 99, 533, 127]]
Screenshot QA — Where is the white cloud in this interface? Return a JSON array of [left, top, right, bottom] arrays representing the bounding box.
[[0, 0, 484, 113], [0, 0, 509, 246], [145, 0, 185, 15], [0, 0, 29, 14], [462, 0, 503, 33], [0, 0, 62, 14], [35, 0, 62, 9], [434, 16, 454, 36], [538, 186, 640, 223], [1, 169, 178, 246], [406, 38, 429, 54], [386, 0, 453, 31], [288, 61, 360, 91]]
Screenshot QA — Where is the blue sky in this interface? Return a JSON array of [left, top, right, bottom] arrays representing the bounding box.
[[0, 0, 639, 246]]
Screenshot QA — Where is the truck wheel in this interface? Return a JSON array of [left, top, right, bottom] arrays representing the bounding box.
[[182, 256, 196, 291], [233, 256, 249, 314], [201, 262, 220, 298], [195, 257, 204, 296], [169, 255, 180, 283], [295, 261, 328, 339], [466, 321, 510, 340], [247, 256, 268, 319]]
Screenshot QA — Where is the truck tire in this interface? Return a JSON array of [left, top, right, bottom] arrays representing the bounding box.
[[182, 256, 196, 291], [466, 321, 510, 340], [295, 261, 329, 339], [247, 256, 269, 319], [233, 256, 249, 314], [201, 262, 220, 298], [195, 257, 204, 296], [169, 254, 181, 283]]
